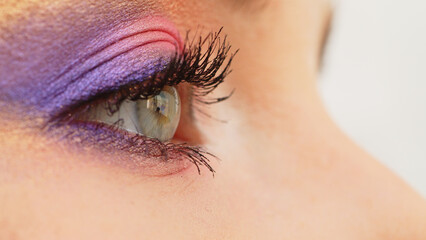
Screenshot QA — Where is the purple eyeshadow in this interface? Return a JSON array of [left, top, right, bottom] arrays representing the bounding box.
[[1, 16, 183, 118]]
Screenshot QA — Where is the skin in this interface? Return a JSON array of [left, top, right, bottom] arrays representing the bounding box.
[[0, 0, 425, 239]]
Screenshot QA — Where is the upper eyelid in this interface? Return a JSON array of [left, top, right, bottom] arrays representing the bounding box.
[[46, 30, 180, 101], [48, 32, 178, 99], [44, 52, 171, 117]]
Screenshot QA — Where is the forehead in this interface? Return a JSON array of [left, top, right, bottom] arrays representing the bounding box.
[[0, 0, 266, 40]]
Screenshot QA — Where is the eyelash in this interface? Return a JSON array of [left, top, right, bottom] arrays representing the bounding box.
[[49, 29, 237, 175]]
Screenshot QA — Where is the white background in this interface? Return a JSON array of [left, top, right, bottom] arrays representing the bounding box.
[[320, 0, 426, 196]]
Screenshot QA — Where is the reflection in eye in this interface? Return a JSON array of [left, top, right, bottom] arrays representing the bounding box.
[[84, 86, 181, 142]]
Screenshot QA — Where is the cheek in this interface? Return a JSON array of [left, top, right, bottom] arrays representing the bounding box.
[[0, 133, 237, 238]]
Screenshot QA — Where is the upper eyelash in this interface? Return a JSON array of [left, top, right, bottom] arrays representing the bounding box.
[[51, 28, 237, 123], [105, 28, 238, 114]]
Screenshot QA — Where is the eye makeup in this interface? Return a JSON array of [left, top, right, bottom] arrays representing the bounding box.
[[43, 19, 237, 176], [38, 17, 184, 116]]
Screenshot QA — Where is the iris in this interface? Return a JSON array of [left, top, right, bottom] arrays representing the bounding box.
[[84, 86, 181, 142]]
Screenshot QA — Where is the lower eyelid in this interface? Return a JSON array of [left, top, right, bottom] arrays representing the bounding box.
[[49, 120, 215, 176]]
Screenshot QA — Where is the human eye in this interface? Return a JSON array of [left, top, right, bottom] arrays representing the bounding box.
[[45, 25, 237, 177]]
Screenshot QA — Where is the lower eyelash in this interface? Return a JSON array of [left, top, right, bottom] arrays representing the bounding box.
[[59, 121, 216, 175]]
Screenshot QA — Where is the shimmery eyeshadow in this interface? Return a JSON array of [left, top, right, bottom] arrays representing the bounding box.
[[2, 18, 235, 176]]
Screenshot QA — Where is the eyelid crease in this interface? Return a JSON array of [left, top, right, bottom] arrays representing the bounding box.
[[48, 17, 184, 86], [52, 28, 181, 83]]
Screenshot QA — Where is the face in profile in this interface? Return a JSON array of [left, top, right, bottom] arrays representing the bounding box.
[[0, 0, 425, 239]]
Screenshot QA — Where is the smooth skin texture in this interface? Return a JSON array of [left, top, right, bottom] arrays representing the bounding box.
[[0, 0, 425, 239]]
